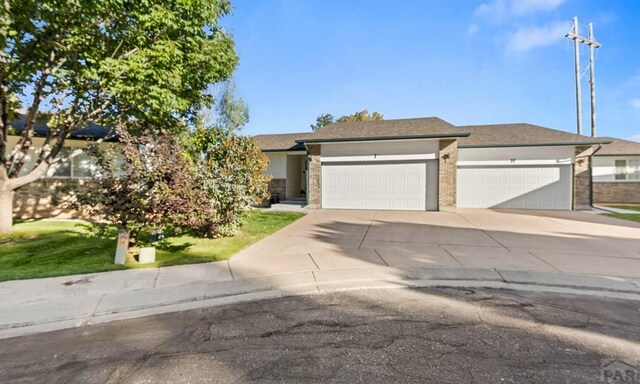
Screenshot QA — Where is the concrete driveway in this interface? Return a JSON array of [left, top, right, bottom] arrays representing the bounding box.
[[230, 209, 640, 279]]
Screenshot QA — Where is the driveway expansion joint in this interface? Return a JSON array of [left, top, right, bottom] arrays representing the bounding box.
[[372, 249, 389, 267], [358, 210, 377, 250]]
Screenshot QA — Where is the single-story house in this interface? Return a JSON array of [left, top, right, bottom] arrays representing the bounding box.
[[592, 137, 640, 204], [8, 114, 117, 218], [254, 117, 612, 211]]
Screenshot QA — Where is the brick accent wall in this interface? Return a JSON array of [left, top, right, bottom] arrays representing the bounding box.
[[438, 139, 458, 209], [593, 182, 640, 204], [13, 179, 92, 219], [267, 178, 286, 201], [306, 144, 321, 209], [573, 146, 593, 210]]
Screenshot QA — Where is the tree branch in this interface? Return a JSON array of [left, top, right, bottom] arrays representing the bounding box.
[[7, 53, 67, 178], [0, 76, 9, 180]]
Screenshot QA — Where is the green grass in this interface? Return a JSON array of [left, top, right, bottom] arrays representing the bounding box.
[[604, 213, 640, 223], [0, 211, 304, 282], [607, 204, 640, 212]]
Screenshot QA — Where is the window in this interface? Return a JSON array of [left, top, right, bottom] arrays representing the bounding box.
[[630, 159, 640, 181], [44, 148, 97, 179], [71, 152, 96, 178], [615, 160, 626, 180], [614, 159, 640, 181], [16, 146, 100, 179]]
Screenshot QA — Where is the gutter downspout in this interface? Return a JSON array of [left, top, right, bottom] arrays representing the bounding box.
[[302, 142, 309, 207], [589, 143, 603, 209]]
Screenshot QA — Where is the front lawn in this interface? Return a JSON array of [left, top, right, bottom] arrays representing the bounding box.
[[607, 204, 640, 212], [0, 211, 304, 282], [604, 213, 640, 223]]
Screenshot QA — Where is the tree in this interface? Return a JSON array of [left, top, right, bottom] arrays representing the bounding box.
[[310, 110, 383, 131], [215, 82, 249, 133], [310, 113, 335, 131], [187, 85, 269, 236], [187, 126, 270, 236], [0, 0, 238, 232], [337, 110, 384, 123], [74, 129, 217, 245], [74, 85, 269, 242]]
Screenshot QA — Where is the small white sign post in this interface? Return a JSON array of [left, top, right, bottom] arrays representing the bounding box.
[[114, 229, 129, 264]]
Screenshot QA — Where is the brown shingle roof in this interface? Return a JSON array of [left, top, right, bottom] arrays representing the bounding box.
[[302, 117, 468, 142], [595, 137, 640, 156], [253, 132, 312, 151], [254, 119, 613, 151], [457, 123, 609, 147]]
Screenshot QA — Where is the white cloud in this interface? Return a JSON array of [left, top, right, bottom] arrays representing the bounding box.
[[467, 23, 479, 36], [474, 0, 509, 21], [511, 0, 566, 15], [631, 99, 640, 109], [628, 134, 640, 142], [474, 0, 566, 21], [506, 21, 569, 53]]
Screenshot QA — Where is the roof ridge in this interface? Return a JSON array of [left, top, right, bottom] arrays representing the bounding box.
[[253, 132, 311, 137], [458, 123, 539, 128]]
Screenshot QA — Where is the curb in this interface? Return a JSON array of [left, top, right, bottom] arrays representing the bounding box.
[[1, 266, 640, 340]]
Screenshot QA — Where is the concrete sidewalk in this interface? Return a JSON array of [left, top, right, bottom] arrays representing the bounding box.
[[2, 263, 640, 340], [2, 208, 640, 339], [593, 204, 640, 214]]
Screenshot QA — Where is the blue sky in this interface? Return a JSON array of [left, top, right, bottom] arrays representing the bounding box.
[[222, 0, 640, 141]]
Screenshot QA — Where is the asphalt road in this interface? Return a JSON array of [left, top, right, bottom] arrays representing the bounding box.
[[2, 287, 640, 383]]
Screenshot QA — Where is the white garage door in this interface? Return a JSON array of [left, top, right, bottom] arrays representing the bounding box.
[[457, 165, 572, 210], [322, 161, 438, 210]]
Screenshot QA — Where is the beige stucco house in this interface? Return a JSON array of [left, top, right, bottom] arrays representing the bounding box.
[[255, 117, 613, 211]]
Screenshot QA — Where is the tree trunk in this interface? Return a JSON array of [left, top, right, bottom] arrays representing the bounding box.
[[0, 188, 14, 233]]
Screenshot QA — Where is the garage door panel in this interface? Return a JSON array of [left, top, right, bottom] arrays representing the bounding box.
[[457, 165, 571, 210], [322, 161, 437, 211]]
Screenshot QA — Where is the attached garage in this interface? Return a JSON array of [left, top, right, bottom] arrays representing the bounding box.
[[256, 119, 606, 212], [457, 165, 573, 210], [322, 160, 438, 210]]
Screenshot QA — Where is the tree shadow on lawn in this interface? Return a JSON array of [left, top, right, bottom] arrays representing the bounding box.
[[154, 241, 196, 253]]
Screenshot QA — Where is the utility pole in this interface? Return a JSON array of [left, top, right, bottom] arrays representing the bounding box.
[[568, 17, 582, 136], [565, 17, 601, 137], [588, 22, 597, 137]]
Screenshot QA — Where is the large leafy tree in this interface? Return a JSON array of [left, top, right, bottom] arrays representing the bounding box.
[[310, 109, 383, 131], [0, 0, 238, 232]]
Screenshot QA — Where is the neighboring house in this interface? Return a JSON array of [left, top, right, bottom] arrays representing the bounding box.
[[255, 117, 610, 211], [8, 114, 117, 218], [592, 137, 640, 204]]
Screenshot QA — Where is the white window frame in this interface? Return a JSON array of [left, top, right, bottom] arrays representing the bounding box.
[[629, 159, 640, 181], [614, 159, 640, 181], [44, 148, 96, 180]]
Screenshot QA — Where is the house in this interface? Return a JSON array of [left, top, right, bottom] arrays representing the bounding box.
[[592, 137, 640, 204], [254, 117, 610, 211], [8, 114, 118, 218]]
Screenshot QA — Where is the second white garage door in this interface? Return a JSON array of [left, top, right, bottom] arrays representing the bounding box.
[[457, 165, 572, 210], [322, 161, 438, 210]]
